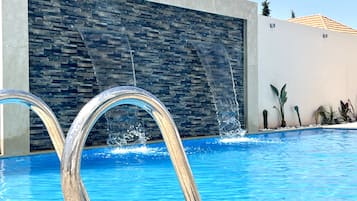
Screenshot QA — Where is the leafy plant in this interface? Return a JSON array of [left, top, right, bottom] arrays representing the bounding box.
[[294, 105, 302, 126], [339, 100, 352, 122], [270, 84, 287, 127], [315, 106, 336, 125], [348, 99, 357, 121]]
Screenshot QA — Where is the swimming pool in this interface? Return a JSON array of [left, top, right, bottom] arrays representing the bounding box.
[[1, 128, 357, 200]]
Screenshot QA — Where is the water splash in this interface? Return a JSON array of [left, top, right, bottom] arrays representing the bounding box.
[[107, 121, 148, 146]]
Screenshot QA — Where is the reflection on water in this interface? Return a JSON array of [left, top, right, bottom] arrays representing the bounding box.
[[0, 158, 35, 200], [0, 160, 6, 200]]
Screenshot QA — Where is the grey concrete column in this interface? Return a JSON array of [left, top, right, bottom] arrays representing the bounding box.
[[0, 0, 30, 156]]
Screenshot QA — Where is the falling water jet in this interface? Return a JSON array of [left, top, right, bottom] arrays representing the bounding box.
[[78, 28, 147, 146], [190, 41, 246, 137]]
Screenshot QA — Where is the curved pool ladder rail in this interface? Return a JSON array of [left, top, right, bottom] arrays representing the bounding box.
[[0, 89, 65, 158], [0, 89, 88, 199], [61, 86, 201, 201]]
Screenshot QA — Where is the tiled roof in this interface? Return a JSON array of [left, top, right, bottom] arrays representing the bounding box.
[[288, 14, 357, 34]]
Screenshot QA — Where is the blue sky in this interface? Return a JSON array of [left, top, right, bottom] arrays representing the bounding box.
[[250, 0, 357, 29]]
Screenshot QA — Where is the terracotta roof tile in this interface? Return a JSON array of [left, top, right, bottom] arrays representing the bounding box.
[[288, 14, 357, 34]]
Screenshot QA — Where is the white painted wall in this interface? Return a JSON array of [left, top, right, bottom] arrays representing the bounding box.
[[258, 16, 357, 129]]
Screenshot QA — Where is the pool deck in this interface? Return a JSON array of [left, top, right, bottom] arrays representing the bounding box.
[[322, 122, 357, 129], [257, 122, 357, 135]]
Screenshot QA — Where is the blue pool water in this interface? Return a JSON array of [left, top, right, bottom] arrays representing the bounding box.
[[1, 128, 357, 200]]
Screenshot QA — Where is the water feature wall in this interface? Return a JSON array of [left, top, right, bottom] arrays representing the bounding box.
[[28, 0, 245, 151]]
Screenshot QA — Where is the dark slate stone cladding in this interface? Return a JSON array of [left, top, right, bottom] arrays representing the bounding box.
[[28, 0, 245, 151]]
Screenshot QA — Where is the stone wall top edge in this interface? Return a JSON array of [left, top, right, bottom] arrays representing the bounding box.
[[148, 0, 257, 20]]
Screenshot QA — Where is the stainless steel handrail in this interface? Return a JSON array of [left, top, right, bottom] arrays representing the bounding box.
[[61, 86, 201, 201], [0, 89, 88, 200], [0, 89, 65, 158]]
